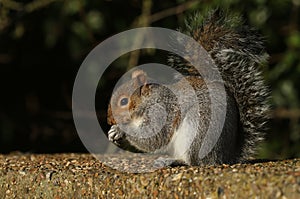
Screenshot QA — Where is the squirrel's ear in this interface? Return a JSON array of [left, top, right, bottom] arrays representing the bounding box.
[[132, 69, 148, 86]]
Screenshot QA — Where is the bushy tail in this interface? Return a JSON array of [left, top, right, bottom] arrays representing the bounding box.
[[169, 9, 270, 159]]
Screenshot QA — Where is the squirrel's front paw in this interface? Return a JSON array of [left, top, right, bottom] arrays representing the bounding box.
[[108, 125, 125, 145]]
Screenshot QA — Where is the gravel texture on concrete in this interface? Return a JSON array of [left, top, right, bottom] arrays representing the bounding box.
[[0, 153, 299, 198]]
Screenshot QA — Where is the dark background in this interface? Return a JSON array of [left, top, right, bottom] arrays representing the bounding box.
[[0, 0, 299, 160]]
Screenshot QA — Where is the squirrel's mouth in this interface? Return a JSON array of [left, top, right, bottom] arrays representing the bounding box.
[[129, 117, 144, 128]]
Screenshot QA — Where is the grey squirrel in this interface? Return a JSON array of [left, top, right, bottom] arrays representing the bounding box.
[[106, 10, 270, 166]]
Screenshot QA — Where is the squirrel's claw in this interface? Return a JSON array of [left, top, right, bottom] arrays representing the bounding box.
[[108, 125, 124, 145]]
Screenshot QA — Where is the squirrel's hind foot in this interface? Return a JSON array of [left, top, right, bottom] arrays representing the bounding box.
[[153, 157, 188, 168]]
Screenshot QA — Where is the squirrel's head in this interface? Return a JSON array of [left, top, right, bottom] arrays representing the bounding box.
[[107, 69, 152, 126]]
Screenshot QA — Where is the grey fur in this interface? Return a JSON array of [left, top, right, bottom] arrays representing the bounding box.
[[169, 10, 270, 161]]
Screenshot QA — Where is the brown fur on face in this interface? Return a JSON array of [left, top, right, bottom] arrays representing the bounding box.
[[107, 70, 149, 126]]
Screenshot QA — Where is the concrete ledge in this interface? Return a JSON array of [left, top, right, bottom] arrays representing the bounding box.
[[0, 153, 299, 198]]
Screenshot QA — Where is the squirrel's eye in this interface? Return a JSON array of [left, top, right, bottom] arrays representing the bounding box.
[[120, 98, 128, 106]]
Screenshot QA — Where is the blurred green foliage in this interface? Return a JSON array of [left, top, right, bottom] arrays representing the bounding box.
[[0, 0, 299, 158]]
